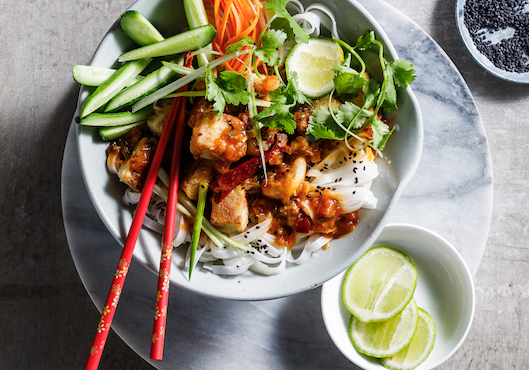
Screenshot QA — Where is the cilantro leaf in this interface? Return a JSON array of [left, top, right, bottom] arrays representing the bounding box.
[[264, 0, 309, 43], [255, 29, 287, 66], [333, 65, 368, 97], [206, 68, 250, 115], [255, 103, 297, 134], [254, 74, 309, 134], [336, 102, 371, 130], [381, 60, 416, 112], [285, 72, 312, 105], [355, 30, 376, 51], [382, 62, 398, 112], [388, 59, 416, 88], [225, 37, 255, 53], [307, 107, 346, 140], [362, 79, 380, 109], [371, 118, 394, 151]]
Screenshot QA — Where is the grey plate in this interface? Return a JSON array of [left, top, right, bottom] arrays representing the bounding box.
[[456, 0, 529, 83], [62, 0, 492, 367]]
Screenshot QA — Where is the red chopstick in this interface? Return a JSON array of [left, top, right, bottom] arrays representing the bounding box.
[[84, 97, 181, 370], [150, 95, 187, 360]]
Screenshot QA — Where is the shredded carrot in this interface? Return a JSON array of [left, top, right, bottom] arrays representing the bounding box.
[[204, 0, 268, 74]]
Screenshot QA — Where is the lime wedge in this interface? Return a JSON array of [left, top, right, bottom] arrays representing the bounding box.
[[380, 308, 436, 370], [350, 298, 419, 358], [285, 38, 344, 98], [342, 246, 417, 322]]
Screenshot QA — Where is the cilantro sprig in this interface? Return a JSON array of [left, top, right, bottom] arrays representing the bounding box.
[[305, 31, 415, 152], [206, 67, 250, 115], [254, 73, 311, 134]]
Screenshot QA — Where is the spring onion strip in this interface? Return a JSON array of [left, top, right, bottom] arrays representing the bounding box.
[[189, 48, 224, 59], [165, 90, 206, 99], [254, 98, 272, 107], [153, 184, 225, 249], [160, 61, 195, 75], [157, 167, 170, 187], [132, 49, 252, 112], [189, 182, 208, 279], [245, 69, 268, 185]]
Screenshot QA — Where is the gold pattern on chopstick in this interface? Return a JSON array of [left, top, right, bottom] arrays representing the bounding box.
[[115, 259, 129, 279], [110, 284, 122, 307], [161, 242, 173, 262], [159, 268, 170, 292]]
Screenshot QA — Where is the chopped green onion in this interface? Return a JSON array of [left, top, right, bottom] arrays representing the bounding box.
[[189, 182, 208, 279]]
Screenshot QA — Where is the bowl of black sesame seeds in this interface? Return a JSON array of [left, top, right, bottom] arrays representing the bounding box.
[[456, 0, 529, 83]]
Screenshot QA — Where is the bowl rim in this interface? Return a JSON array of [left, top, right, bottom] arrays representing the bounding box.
[[455, 0, 529, 84], [73, 0, 423, 301], [321, 222, 476, 369]]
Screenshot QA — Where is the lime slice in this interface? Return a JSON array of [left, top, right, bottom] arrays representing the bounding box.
[[350, 298, 419, 358], [343, 246, 417, 322], [286, 38, 344, 98], [380, 308, 436, 370]]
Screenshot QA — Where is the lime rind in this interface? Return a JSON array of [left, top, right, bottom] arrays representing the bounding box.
[[349, 298, 419, 358], [342, 246, 417, 323], [380, 308, 436, 370], [285, 38, 344, 99]]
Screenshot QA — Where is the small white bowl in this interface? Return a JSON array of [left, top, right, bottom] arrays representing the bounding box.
[[455, 0, 529, 83], [321, 223, 475, 369]]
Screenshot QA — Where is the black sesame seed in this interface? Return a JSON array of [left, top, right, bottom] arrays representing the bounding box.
[[464, 0, 529, 73]]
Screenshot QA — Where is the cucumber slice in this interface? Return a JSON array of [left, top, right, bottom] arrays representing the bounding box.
[[183, 0, 215, 66], [120, 10, 164, 46], [73, 65, 115, 86], [183, 0, 209, 29], [77, 107, 153, 127], [118, 25, 216, 62], [105, 63, 180, 112], [73, 65, 143, 86], [98, 121, 146, 140], [80, 58, 152, 118]]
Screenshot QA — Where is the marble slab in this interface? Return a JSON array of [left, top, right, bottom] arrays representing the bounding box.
[[62, 0, 492, 368]]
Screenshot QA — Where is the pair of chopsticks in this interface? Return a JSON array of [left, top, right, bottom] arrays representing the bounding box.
[[85, 90, 188, 369]]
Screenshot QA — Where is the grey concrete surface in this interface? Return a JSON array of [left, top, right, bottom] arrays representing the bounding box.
[[0, 0, 527, 369]]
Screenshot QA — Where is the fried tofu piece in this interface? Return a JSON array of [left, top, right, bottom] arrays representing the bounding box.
[[210, 185, 248, 233], [261, 157, 307, 203], [117, 137, 157, 192], [187, 99, 248, 164], [147, 102, 172, 137], [181, 160, 216, 200]]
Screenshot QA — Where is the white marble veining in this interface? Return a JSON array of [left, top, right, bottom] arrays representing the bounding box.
[[62, 0, 493, 368]]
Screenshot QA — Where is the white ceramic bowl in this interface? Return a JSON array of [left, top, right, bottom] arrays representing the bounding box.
[[321, 224, 475, 369], [74, 0, 423, 300]]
